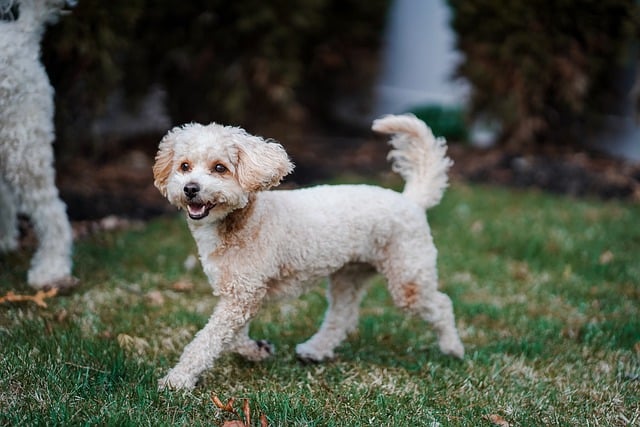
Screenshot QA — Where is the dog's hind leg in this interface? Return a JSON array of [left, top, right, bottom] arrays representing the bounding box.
[[0, 179, 19, 252], [378, 238, 464, 359], [232, 323, 275, 361], [295, 264, 373, 362]]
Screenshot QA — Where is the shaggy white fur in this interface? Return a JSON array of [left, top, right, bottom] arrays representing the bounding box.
[[153, 114, 464, 391], [0, 0, 76, 289]]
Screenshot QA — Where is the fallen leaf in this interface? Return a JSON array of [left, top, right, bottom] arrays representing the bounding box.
[[212, 394, 268, 426], [486, 414, 510, 427], [242, 398, 251, 427], [145, 290, 165, 306], [171, 281, 194, 292], [212, 394, 237, 414], [116, 333, 149, 355], [0, 287, 58, 308]]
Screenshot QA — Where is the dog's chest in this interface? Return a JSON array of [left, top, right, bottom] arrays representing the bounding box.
[[189, 224, 223, 281]]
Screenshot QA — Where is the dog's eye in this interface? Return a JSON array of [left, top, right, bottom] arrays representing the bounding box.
[[180, 162, 191, 172], [213, 164, 227, 174]]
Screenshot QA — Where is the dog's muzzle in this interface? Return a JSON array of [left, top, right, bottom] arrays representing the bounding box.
[[183, 183, 215, 220]]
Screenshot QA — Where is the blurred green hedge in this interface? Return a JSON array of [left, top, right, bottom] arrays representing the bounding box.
[[448, 0, 640, 147], [42, 0, 390, 154]]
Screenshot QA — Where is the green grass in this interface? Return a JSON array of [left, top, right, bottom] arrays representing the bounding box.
[[1, 183, 639, 426]]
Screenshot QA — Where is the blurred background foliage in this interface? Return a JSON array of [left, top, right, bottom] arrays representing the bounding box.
[[448, 0, 640, 148], [42, 0, 391, 157], [40, 0, 639, 156]]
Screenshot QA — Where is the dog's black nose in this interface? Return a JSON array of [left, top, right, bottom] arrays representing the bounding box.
[[184, 183, 200, 199]]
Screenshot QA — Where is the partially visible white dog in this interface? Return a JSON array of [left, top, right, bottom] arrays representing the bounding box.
[[0, 0, 76, 289], [153, 114, 464, 391]]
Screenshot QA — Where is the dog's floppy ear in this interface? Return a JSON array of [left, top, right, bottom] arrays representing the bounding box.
[[153, 128, 178, 197], [236, 134, 294, 192]]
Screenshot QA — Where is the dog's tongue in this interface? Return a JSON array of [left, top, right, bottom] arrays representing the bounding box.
[[187, 203, 206, 217]]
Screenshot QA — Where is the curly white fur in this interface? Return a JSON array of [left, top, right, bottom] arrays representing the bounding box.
[[373, 114, 453, 210], [0, 0, 75, 288], [153, 114, 464, 391]]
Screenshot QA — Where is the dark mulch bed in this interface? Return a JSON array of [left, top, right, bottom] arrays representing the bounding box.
[[56, 129, 640, 222], [447, 144, 640, 200]]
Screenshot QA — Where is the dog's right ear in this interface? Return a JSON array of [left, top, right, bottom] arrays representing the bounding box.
[[153, 129, 177, 197]]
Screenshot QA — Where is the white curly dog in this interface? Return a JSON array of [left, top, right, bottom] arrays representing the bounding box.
[[0, 0, 76, 289], [153, 114, 464, 390]]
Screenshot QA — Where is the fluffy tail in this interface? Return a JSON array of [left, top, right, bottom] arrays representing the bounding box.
[[372, 114, 452, 210]]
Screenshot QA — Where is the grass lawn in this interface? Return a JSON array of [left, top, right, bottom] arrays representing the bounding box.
[[1, 182, 639, 426]]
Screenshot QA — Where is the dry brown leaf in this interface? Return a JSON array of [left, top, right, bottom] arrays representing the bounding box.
[[116, 333, 149, 355], [242, 399, 251, 426], [0, 287, 58, 308], [212, 394, 268, 426], [171, 281, 194, 292], [212, 394, 237, 414], [145, 290, 165, 306], [486, 414, 510, 427]]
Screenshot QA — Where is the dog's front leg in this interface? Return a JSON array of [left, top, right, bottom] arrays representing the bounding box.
[[158, 294, 262, 391]]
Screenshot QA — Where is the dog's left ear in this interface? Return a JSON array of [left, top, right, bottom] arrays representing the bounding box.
[[236, 135, 294, 192], [153, 129, 178, 197]]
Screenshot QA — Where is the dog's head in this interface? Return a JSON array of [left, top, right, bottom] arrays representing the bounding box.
[[153, 122, 293, 222]]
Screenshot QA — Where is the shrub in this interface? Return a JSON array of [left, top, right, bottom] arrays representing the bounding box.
[[42, 0, 390, 154], [410, 105, 468, 141], [448, 0, 640, 148]]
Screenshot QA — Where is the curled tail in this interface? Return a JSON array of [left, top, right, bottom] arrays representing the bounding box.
[[372, 114, 452, 210]]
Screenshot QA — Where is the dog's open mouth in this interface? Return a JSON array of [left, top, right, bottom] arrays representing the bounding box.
[[187, 202, 215, 220]]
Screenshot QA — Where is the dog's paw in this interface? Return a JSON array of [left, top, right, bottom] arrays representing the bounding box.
[[438, 335, 465, 359], [28, 267, 75, 291], [236, 339, 275, 362], [255, 339, 275, 359], [41, 276, 80, 295], [295, 342, 335, 364], [158, 370, 198, 391]]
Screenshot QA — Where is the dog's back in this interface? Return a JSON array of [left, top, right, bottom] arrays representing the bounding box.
[[242, 184, 433, 283]]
